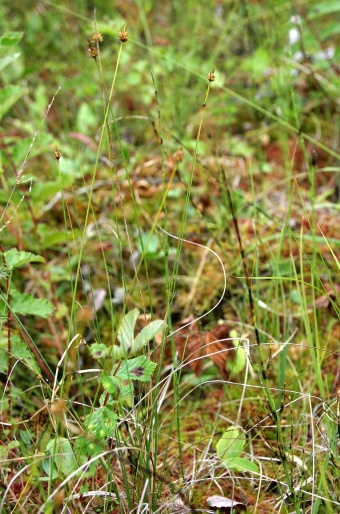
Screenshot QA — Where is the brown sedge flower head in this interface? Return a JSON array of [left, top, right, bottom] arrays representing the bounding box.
[[92, 32, 103, 44], [118, 24, 128, 43], [207, 68, 215, 82], [87, 37, 98, 58], [50, 399, 67, 416], [54, 149, 61, 161], [88, 46, 98, 58]]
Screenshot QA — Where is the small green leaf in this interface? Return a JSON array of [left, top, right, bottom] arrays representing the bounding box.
[[0, 445, 8, 460], [38, 227, 81, 249], [73, 436, 102, 477], [216, 427, 259, 473], [74, 435, 102, 458], [101, 373, 121, 398], [320, 21, 340, 40], [45, 438, 77, 477], [87, 407, 118, 439], [11, 134, 53, 167], [76, 103, 98, 134], [8, 289, 54, 318], [290, 289, 301, 305], [117, 308, 139, 354], [115, 355, 157, 382], [0, 267, 9, 279], [0, 334, 40, 374], [0, 32, 24, 47], [225, 456, 259, 474], [0, 85, 23, 121], [111, 345, 124, 360], [227, 338, 247, 375], [0, 53, 21, 72], [119, 383, 134, 400], [216, 427, 245, 461], [4, 249, 45, 269], [132, 319, 166, 353], [41, 456, 58, 480], [89, 343, 109, 360], [8, 440, 20, 450], [137, 231, 160, 255], [0, 439, 19, 461], [31, 180, 60, 200], [308, 1, 340, 19], [20, 430, 33, 446]]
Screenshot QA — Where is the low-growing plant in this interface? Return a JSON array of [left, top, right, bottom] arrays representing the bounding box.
[[216, 426, 259, 474]]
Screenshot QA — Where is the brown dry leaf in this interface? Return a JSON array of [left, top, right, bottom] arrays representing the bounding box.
[[173, 318, 233, 379], [205, 324, 234, 380], [174, 318, 204, 377]]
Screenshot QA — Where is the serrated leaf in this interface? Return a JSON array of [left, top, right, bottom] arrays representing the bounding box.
[[0, 84, 23, 121], [0, 267, 10, 279], [89, 343, 109, 360], [132, 319, 166, 353], [117, 308, 139, 354], [0, 32, 23, 47], [0, 334, 40, 374], [111, 345, 124, 360], [115, 355, 157, 382], [87, 407, 118, 439], [216, 427, 245, 461], [12, 337, 40, 374], [9, 289, 54, 318], [4, 248, 45, 269], [119, 383, 134, 400]]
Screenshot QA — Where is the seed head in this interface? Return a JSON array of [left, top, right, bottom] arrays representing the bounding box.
[[50, 399, 67, 416], [88, 46, 98, 58], [54, 149, 61, 161], [87, 37, 98, 58], [118, 24, 128, 43], [207, 68, 215, 82], [92, 32, 103, 44]]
